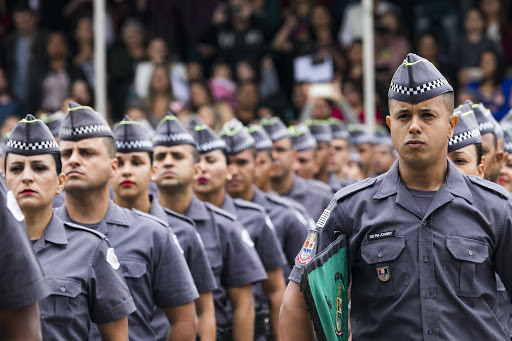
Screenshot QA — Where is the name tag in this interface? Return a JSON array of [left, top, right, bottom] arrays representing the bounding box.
[[367, 230, 396, 241]]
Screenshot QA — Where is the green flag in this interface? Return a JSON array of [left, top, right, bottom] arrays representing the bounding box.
[[300, 234, 349, 341]]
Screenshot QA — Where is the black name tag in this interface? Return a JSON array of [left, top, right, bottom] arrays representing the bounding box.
[[367, 230, 396, 241]]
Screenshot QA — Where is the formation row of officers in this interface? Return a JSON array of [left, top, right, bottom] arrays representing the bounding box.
[[0, 99, 347, 341]]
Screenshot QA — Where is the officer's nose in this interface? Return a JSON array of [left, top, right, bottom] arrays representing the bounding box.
[[21, 166, 34, 183], [408, 115, 422, 135], [66, 150, 81, 167]]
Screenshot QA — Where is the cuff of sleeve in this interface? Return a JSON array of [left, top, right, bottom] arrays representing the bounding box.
[[288, 266, 302, 284], [0, 276, 50, 310], [157, 286, 200, 308], [91, 296, 137, 324], [225, 271, 268, 289]]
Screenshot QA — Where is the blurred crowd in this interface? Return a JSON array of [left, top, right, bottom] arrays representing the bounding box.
[[0, 0, 510, 135]]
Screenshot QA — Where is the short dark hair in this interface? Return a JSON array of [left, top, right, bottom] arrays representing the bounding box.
[[4, 152, 62, 175], [474, 142, 483, 165], [102, 137, 116, 158], [388, 91, 454, 116]]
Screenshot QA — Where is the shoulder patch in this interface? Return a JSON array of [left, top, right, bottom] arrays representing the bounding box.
[[162, 207, 196, 226], [63, 221, 107, 239], [333, 178, 377, 202], [467, 175, 510, 199], [205, 202, 237, 221], [233, 198, 266, 213], [131, 208, 169, 227]]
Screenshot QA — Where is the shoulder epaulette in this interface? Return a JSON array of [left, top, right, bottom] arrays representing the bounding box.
[[265, 192, 291, 208], [163, 207, 196, 226], [205, 202, 237, 221], [132, 208, 169, 227], [233, 198, 266, 213], [63, 221, 107, 239], [333, 178, 377, 202], [467, 175, 510, 199]]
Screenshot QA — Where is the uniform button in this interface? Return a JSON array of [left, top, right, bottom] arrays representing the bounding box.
[[423, 256, 429, 263], [468, 250, 473, 256], [428, 329, 434, 335], [422, 220, 427, 226], [60, 286, 66, 292], [425, 292, 431, 298], [366, 179, 372, 183], [378, 250, 383, 258]]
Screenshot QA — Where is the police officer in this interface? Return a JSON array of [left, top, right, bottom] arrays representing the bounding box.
[[222, 119, 309, 277], [151, 115, 267, 341], [261, 116, 332, 220], [348, 123, 375, 179], [196, 122, 287, 341], [282, 53, 512, 340], [290, 124, 320, 180], [0, 155, 49, 340], [372, 132, 397, 176], [306, 119, 333, 184], [326, 118, 354, 192], [111, 116, 217, 341], [55, 103, 199, 340], [4, 114, 136, 340]]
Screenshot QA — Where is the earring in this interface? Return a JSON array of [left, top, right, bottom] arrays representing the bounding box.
[[226, 174, 232, 181]]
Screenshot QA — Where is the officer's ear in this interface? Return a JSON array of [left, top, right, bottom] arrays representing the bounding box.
[[55, 173, 65, 195], [109, 157, 118, 178], [477, 156, 486, 179], [448, 114, 458, 139]]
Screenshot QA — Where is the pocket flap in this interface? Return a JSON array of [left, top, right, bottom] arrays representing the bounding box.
[[361, 236, 405, 264], [120, 259, 146, 278], [446, 236, 488, 263], [47, 277, 81, 298]]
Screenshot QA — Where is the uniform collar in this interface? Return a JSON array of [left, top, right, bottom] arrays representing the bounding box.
[[148, 194, 167, 222], [286, 175, 307, 196], [33, 214, 67, 253], [185, 196, 209, 221], [251, 187, 266, 206], [374, 159, 473, 217], [220, 194, 237, 215], [56, 200, 129, 229]]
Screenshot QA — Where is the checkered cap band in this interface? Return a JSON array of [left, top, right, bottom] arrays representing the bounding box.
[[269, 128, 290, 142], [6, 139, 59, 151], [448, 128, 481, 146], [312, 133, 332, 143], [227, 138, 255, 154], [505, 141, 512, 153], [390, 79, 447, 96], [294, 139, 317, 151], [255, 139, 273, 151], [197, 139, 227, 153], [116, 140, 153, 150], [60, 124, 111, 138], [479, 121, 495, 134], [154, 133, 195, 144]]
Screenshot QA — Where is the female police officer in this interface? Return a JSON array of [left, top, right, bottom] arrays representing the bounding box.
[[4, 115, 136, 340]]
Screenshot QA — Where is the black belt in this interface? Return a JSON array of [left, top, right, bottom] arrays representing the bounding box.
[[255, 307, 271, 338]]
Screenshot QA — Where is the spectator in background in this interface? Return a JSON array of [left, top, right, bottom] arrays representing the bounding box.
[[142, 63, 175, 125], [374, 8, 410, 83], [452, 7, 501, 89], [341, 78, 382, 124], [209, 59, 237, 108], [236, 80, 260, 124], [271, 0, 313, 56], [0, 68, 20, 126], [468, 48, 512, 120], [480, 0, 512, 67], [188, 80, 214, 113], [72, 15, 94, 88], [284, 83, 308, 123], [345, 39, 363, 81], [70, 78, 93, 107], [414, 32, 453, 85], [186, 60, 204, 82], [236, 56, 281, 102], [108, 18, 146, 121], [33, 31, 86, 112], [3, 3, 48, 113]]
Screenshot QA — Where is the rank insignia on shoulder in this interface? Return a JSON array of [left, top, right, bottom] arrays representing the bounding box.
[[297, 231, 317, 264], [377, 266, 390, 282], [316, 209, 330, 228], [7, 190, 24, 222]]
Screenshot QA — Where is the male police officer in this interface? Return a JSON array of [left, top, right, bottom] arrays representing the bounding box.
[[0, 175, 49, 340], [261, 117, 332, 220], [281, 53, 512, 340], [55, 103, 199, 340], [306, 119, 332, 183], [326, 118, 354, 192], [151, 115, 267, 341], [290, 124, 320, 180], [111, 116, 217, 341]]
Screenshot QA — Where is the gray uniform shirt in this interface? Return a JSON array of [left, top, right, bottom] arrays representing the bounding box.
[[291, 160, 512, 340], [56, 201, 198, 340], [185, 196, 267, 330], [0, 181, 49, 310], [35, 214, 136, 340], [282, 175, 333, 220]]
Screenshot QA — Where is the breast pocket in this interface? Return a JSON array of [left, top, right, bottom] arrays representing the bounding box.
[[360, 237, 408, 297], [444, 236, 489, 297], [41, 277, 82, 324], [120, 259, 147, 279]]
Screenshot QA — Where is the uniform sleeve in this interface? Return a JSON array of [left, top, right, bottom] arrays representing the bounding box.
[[222, 221, 268, 289], [283, 212, 309, 269], [152, 226, 199, 308], [182, 230, 218, 294], [493, 197, 512, 299], [88, 238, 137, 324], [253, 214, 287, 272], [0, 192, 50, 310], [289, 198, 349, 283]]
